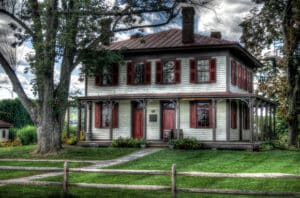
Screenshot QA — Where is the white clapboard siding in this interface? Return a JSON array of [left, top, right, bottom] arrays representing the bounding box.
[[92, 101, 131, 140], [242, 130, 250, 141], [179, 101, 213, 141], [146, 101, 161, 140], [230, 129, 239, 141], [216, 101, 226, 141], [87, 56, 227, 96]]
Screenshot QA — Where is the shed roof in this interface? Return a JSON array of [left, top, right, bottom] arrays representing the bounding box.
[[0, 120, 12, 128]]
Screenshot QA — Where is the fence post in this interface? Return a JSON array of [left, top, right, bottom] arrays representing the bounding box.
[[63, 161, 69, 195], [171, 164, 176, 198]]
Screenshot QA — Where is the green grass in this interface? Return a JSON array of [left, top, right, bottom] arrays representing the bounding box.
[[0, 161, 92, 168], [0, 170, 44, 180], [0, 185, 284, 198], [0, 145, 138, 160], [108, 149, 300, 174]]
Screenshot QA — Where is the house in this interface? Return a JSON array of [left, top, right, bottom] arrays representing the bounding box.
[[78, 7, 276, 149], [0, 120, 12, 141]]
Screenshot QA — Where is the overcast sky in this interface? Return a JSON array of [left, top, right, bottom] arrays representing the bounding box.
[[0, 0, 256, 99]]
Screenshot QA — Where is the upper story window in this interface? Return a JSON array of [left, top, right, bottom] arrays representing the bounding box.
[[235, 61, 253, 92], [231, 60, 237, 85], [95, 102, 118, 128], [95, 64, 118, 86], [156, 60, 181, 84], [190, 58, 216, 83], [190, 101, 213, 128], [127, 61, 151, 85]]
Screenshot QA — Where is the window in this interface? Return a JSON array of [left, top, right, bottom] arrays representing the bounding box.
[[95, 102, 118, 128], [190, 101, 212, 128], [247, 70, 253, 93], [190, 58, 216, 83], [95, 64, 118, 86], [2, 130, 5, 138], [163, 61, 175, 84], [156, 60, 181, 84], [231, 60, 237, 85], [127, 61, 151, 85], [231, 101, 237, 129], [242, 104, 249, 129], [237, 64, 242, 88]]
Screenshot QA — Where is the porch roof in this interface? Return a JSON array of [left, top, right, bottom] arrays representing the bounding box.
[[78, 92, 276, 106]]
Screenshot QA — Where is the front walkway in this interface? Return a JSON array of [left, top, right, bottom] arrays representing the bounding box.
[[0, 148, 162, 186]]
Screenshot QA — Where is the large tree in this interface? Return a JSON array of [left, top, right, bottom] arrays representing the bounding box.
[[0, 0, 214, 154], [240, 0, 299, 146]]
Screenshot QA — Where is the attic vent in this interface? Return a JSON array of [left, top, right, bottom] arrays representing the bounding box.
[[210, 32, 222, 39]]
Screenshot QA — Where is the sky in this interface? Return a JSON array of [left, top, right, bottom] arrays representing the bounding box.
[[0, 0, 257, 100]]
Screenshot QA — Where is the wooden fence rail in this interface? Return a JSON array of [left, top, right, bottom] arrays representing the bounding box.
[[0, 162, 300, 198]]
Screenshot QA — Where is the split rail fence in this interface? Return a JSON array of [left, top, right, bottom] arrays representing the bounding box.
[[0, 162, 300, 198]]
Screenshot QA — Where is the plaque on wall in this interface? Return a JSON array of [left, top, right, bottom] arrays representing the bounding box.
[[149, 114, 157, 122]]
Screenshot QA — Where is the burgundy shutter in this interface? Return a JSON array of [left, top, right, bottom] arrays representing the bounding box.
[[95, 103, 102, 128], [174, 60, 181, 83], [156, 60, 163, 84], [190, 59, 197, 83], [144, 61, 151, 84], [112, 63, 119, 85], [127, 62, 134, 85], [190, 102, 197, 128], [112, 103, 118, 128], [243, 67, 247, 90], [245, 69, 248, 90], [208, 102, 213, 128], [249, 72, 253, 93], [209, 58, 216, 82], [231, 60, 236, 85], [237, 64, 241, 88], [231, 102, 237, 129], [95, 74, 101, 86]]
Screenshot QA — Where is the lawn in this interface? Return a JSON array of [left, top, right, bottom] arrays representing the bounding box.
[[0, 170, 44, 180], [0, 145, 138, 160], [39, 149, 300, 194], [0, 161, 92, 168]]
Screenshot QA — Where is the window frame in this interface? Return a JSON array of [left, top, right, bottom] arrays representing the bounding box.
[[190, 58, 216, 84], [190, 101, 213, 129], [95, 64, 119, 86], [156, 59, 181, 84], [95, 102, 119, 129], [127, 61, 151, 85]]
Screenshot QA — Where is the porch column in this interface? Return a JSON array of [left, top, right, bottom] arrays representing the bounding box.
[[265, 105, 269, 140], [76, 101, 82, 140], [86, 101, 93, 141], [109, 101, 113, 140], [212, 99, 216, 141], [249, 99, 254, 143], [176, 99, 180, 130], [143, 100, 147, 140], [255, 101, 259, 142], [260, 105, 264, 141]]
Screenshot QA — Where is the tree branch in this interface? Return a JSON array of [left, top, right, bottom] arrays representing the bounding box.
[[0, 52, 37, 123], [0, 9, 34, 36]]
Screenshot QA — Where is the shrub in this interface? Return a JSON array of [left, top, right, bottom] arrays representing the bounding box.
[[112, 137, 141, 148], [62, 125, 77, 140], [16, 125, 37, 145], [172, 137, 202, 150], [0, 138, 22, 147], [9, 128, 17, 140], [65, 135, 77, 145]]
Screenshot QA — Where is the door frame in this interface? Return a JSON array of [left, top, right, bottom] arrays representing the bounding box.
[[131, 101, 144, 139], [160, 101, 176, 139]]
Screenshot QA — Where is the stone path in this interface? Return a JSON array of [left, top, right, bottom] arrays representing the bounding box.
[[0, 148, 162, 186]]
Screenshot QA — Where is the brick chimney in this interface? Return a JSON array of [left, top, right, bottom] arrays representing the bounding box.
[[182, 7, 195, 43], [210, 31, 222, 39], [100, 18, 113, 46]]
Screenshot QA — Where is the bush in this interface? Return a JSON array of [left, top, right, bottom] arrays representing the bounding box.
[[16, 125, 37, 145], [172, 138, 202, 150], [65, 135, 77, 145], [112, 137, 141, 148], [9, 128, 17, 140], [62, 125, 77, 140], [0, 138, 22, 147]]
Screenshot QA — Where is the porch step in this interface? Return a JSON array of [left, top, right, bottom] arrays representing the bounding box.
[[147, 141, 168, 148], [77, 141, 112, 147]]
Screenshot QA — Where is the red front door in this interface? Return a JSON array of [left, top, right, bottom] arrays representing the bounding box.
[[133, 109, 144, 139], [162, 109, 175, 137]]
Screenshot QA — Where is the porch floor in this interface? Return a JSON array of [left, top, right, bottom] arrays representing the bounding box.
[[77, 140, 263, 151]]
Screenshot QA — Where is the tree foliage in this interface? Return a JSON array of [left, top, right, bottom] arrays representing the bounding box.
[[0, 0, 214, 154], [240, 0, 300, 146]]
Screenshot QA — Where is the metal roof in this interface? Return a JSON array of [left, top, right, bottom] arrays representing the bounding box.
[[0, 120, 12, 128]]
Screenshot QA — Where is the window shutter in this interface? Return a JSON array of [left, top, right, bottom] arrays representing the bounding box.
[[245, 69, 248, 90], [174, 60, 181, 83], [231, 60, 236, 85], [249, 72, 253, 93], [190, 59, 197, 83], [190, 102, 197, 128], [127, 62, 134, 85], [231, 102, 237, 129], [112, 103, 118, 128], [237, 64, 241, 88], [209, 58, 216, 82], [144, 61, 151, 84], [95, 103, 102, 128], [95, 74, 101, 86], [112, 63, 119, 85], [156, 60, 163, 84]]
